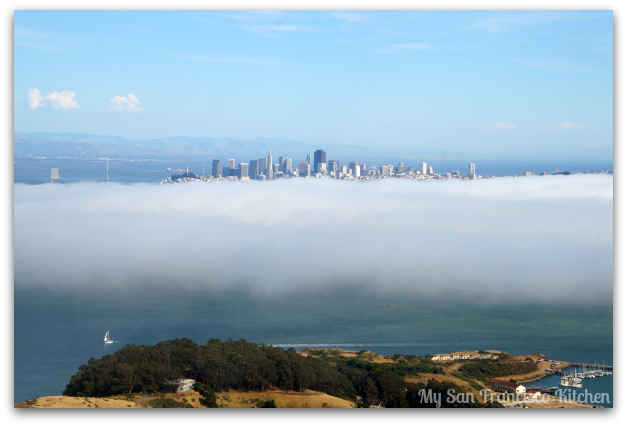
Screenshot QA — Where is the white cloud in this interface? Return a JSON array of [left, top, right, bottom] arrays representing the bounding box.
[[556, 121, 586, 129], [45, 90, 79, 109], [481, 122, 517, 131], [27, 89, 43, 109], [109, 93, 144, 113], [374, 43, 431, 54]]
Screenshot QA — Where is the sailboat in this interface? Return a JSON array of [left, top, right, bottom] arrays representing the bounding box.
[[104, 331, 114, 344]]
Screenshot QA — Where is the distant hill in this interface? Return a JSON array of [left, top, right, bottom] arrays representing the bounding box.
[[14, 132, 451, 161]]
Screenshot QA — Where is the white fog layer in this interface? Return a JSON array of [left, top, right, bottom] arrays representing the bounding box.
[[14, 175, 613, 301]]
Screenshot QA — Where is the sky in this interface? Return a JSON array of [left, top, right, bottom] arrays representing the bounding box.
[[13, 10, 613, 160], [14, 175, 613, 303]]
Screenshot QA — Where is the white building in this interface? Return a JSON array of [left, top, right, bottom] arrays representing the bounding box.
[[420, 162, 427, 175]]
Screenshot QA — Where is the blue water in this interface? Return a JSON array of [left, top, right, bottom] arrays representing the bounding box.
[[524, 367, 613, 407], [14, 158, 613, 184], [14, 287, 612, 405]]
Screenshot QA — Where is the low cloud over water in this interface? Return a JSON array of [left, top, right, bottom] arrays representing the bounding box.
[[14, 175, 613, 302]]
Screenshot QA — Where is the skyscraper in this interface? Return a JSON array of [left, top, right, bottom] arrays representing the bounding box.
[[239, 163, 248, 179], [228, 159, 235, 169], [298, 162, 310, 177], [468, 163, 475, 175], [285, 158, 292, 172], [222, 166, 232, 177], [428, 165, 433, 175], [349, 161, 361, 178], [249, 159, 259, 180], [278, 156, 284, 171], [267, 149, 273, 179], [328, 160, 339, 173], [314, 150, 326, 173], [306, 154, 311, 165], [420, 162, 427, 175], [259, 158, 267, 175], [212, 159, 221, 177]]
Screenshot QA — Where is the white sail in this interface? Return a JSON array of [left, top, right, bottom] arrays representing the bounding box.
[[104, 331, 109, 342]]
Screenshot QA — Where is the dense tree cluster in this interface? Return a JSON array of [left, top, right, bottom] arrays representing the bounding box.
[[62, 338, 503, 408]]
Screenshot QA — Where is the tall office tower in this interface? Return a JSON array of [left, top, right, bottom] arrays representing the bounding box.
[[285, 158, 292, 172], [428, 165, 433, 175], [314, 149, 326, 173], [341, 165, 347, 174], [420, 162, 427, 175], [298, 162, 310, 177], [249, 160, 259, 180], [468, 163, 475, 175], [228, 159, 235, 168], [349, 161, 361, 178], [328, 160, 339, 173], [267, 149, 273, 179], [212, 159, 221, 177], [259, 158, 267, 174], [380, 165, 391, 176], [222, 166, 232, 177], [306, 153, 312, 165], [278, 156, 284, 171], [395, 162, 406, 175], [239, 163, 248, 178]]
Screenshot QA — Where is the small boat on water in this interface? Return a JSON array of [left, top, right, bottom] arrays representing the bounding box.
[[386, 305, 393, 308], [104, 331, 114, 344]]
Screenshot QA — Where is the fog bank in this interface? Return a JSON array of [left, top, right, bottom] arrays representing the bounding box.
[[14, 175, 613, 302]]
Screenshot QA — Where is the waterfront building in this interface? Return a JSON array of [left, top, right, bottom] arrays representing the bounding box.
[[267, 149, 273, 179], [249, 159, 259, 180], [212, 159, 221, 178], [487, 379, 526, 394], [228, 159, 235, 169], [420, 162, 428, 175]]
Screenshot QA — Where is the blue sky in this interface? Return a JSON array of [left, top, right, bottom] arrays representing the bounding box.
[[14, 10, 613, 159]]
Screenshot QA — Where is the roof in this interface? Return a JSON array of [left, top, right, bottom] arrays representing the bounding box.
[[487, 379, 523, 389]]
